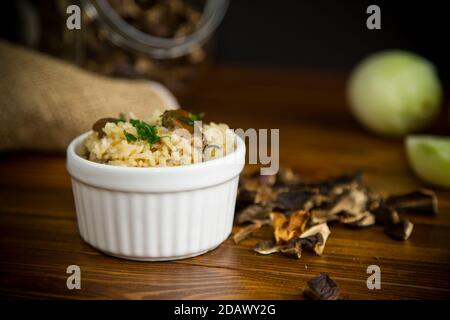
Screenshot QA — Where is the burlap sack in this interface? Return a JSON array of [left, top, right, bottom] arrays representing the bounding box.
[[0, 40, 178, 151]]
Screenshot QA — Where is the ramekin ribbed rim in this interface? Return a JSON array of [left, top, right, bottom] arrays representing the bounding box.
[[66, 131, 246, 192], [68, 131, 244, 171]]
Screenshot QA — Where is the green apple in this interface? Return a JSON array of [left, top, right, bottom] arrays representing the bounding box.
[[406, 135, 450, 189], [348, 51, 442, 136]]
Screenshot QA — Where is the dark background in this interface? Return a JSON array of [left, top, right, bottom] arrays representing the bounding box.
[[214, 0, 448, 78], [1, 0, 448, 78]]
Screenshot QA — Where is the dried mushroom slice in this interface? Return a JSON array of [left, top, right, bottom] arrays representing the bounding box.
[[271, 210, 310, 244], [310, 209, 339, 225], [303, 273, 340, 300], [330, 188, 369, 216], [337, 208, 376, 227], [367, 192, 384, 211], [280, 238, 304, 259], [92, 117, 121, 137], [235, 204, 272, 225], [281, 234, 323, 259], [276, 167, 302, 186], [384, 219, 414, 240], [269, 222, 331, 258], [161, 110, 204, 133], [271, 212, 290, 243], [276, 189, 317, 211], [310, 188, 369, 224], [386, 189, 438, 215], [254, 240, 281, 255], [233, 220, 269, 244], [297, 234, 324, 253], [316, 171, 363, 196], [372, 205, 400, 226], [298, 223, 330, 255], [303, 194, 332, 211], [239, 176, 286, 206], [343, 211, 376, 228], [255, 185, 286, 206]]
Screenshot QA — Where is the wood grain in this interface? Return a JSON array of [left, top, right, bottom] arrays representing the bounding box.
[[0, 66, 449, 299]]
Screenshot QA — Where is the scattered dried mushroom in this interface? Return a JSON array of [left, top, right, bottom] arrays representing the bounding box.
[[232, 219, 269, 244], [386, 189, 438, 215], [233, 168, 439, 259], [303, 273, 340, 300], [384, 219, 414, 240]]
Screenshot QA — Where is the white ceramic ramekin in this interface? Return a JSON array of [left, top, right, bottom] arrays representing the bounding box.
[[67, 132, 245, 261]]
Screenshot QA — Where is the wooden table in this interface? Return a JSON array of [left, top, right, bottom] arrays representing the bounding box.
[[1, 67, 449, 299]]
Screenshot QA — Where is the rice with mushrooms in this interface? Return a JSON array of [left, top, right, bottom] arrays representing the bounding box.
[[83, 112, 236, 167]]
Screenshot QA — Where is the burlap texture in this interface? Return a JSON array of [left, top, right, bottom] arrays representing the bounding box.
[[0, 40, 178, 151]]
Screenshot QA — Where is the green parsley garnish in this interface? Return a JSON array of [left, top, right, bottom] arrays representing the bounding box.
[[129, 119, 160, 144], [123, 130, 137, 143]]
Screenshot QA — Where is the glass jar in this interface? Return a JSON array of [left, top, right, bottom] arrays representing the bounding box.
[[61, 0, 229, 100]]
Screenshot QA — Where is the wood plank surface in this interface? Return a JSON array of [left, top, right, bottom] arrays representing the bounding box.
[[0, 66, 449, 299]]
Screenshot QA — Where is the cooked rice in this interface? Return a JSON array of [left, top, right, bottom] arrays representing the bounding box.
[[83, 114, 236, 167]]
